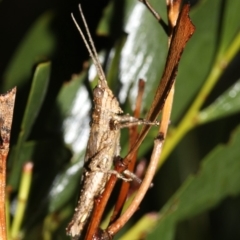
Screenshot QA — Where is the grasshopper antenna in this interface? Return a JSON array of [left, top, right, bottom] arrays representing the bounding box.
[[71, 4, 107, 86]]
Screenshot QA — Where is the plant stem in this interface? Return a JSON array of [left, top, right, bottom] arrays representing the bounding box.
[[158, 31, 240, 168], [10, 162, 33, 239]]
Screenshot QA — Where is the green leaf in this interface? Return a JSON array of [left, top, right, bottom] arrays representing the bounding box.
[[97, 0, 136, 36], [8, 62, 50, 189], [198, 79, 240, 124], [2, 12, 55, 91], [173, 0, 240, 122], [48, 72, 90, 154], [46, 73, 90, 211], [47, 154, 84, 212], [97, 0, 114, 36], [120, 0, 168, 109], [106, 36, 127, 93], [217, 0, 240, 58], [146, 125, 240, 240], [21, 62, 51, 140], [172, 0, 221, 121], [7, 140, 52, 187]]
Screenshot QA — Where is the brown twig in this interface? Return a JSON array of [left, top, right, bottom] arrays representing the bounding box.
[[139, 0, 168, 35], [166, 0, 181, 37], [109, 80, 145, 224], [85, 80, 146, 239], [160, 0, 182, 137], [85, 172, 118, 240], [106, 133, 165, 237], [85, 2, 195, 239], [0, 88, 16, 240], [106, 2, 181, 231], [101, 2, 195, 238], [123, 3, 195, 167]]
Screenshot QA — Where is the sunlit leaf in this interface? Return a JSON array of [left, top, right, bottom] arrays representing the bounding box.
[[47, 154, 84, 212], [49, 72, 90, 154], [46, 73, 90, 212]]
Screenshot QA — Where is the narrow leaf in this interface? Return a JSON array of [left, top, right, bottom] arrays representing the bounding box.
[[198, 79, 240, 124], [147, 125, 240, 240]]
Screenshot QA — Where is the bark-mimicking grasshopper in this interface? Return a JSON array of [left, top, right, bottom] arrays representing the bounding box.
[[66, 5, 159, 239]]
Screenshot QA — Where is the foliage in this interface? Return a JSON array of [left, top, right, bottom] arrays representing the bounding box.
[[0, 0, 239, 239]]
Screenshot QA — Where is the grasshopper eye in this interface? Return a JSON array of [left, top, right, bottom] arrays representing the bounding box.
[[93, 87, 104, 98]]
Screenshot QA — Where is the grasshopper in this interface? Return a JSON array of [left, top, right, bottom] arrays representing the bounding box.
[[66, 5, 158, 239]]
